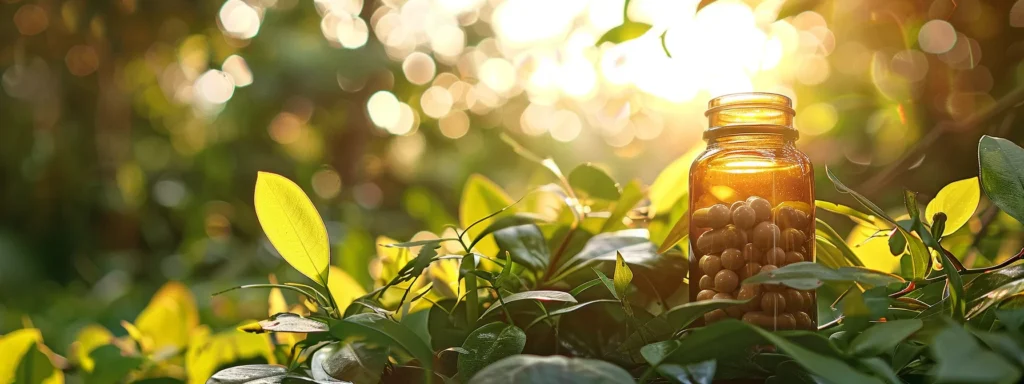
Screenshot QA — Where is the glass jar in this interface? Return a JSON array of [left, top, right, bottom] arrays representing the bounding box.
[[688, 93, 816, 330]]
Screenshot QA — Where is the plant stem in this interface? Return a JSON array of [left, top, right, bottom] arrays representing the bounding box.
[[465, 262, 479, 327], [887, 246, 1024, 299], [544, 225, 577, 281]]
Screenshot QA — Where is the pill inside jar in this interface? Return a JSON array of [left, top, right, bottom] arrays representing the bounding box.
[[686, 93, 816, 331]]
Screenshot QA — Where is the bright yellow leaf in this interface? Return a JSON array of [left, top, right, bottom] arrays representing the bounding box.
[[254, 171, 331, 287], [71, 324, 113, 372], [185, 325, 274, 384], [458, 174, 514, 257], [133, 282, 198, 355], [847, 223, 900, 274], [0, 329, 63, 384], [926, 177, 980, 237], [328, 266, 367, 313]]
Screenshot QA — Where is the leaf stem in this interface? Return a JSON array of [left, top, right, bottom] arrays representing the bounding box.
[[544, 225, 578, 281]]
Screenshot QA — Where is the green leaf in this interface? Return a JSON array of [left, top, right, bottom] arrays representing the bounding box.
[[468, 355, 634, 384], [254, 171, 331, 287], [241, 313, 328, 334], [480, 291, 577, 318], [613, 252, 633, 300], [311, 342, 388, 384], [593, 269, 617, 300], [847, 319, 923, 357], [568, 163, 620, 201], [600, 179, 644, 232], [931, 322, 1022, 383], [460, 174, 516, 256], [815, 200, 879, 227], [428, 299, 471, 350], [967, 278, 1024, 319], [979, 135, 1024, 225], [14, 343, 59, 384], [526, 299, 620, 329], [493, 224, 549, 273], [330, 313, 434, 371], [906, 190, 965, 320], [207, 365, 289, 383], [814, 218, 864, 267], [995, 308, 1024, 331], [621, 299, 750, 359], [858, 357, 901, 384], [552, 229, 657, 280], [751, 326, 882, 384], [826, 167, 930, 279], [965, 265, 1024, 300], [657, 213, 689, 254], [84, 345, 144, 384], [458, 322, 527, 381], [468, 213, 547, 252], [649, 146, 703, 215], [925, 177, 980, 237], [887, 230, 906, 256], [0, 329, 61, 384], [658, 360, 716, 384], [596, 22, 652, 45], [744, 262, 903, 290]]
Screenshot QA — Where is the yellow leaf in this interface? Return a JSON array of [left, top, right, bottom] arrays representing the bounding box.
[[926, 177, 980, 237], [328, 266, 367, 313], [254, 171, 331, 287], [134, 282, 198, 354], [846, 223, 900, 274], [0, 329, 63, 384], [185, 326, 274, 384], [459, 174, 514, 256], [71, 324, 113, 372]]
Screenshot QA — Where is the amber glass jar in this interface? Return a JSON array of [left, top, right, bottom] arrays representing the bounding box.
[[688, 93, 816, 330]]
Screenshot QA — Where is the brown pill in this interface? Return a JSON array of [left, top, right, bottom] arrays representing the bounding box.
[[760, 264, 778, 274], [741, 311, 774, 328], [699, 275, 714, 290], [705, 309, 728, 324], [801, 291, 815, 310], [715, 292, 744, 318], [761, 292, 787, 313], [700, 255, 722, 276], [707, 204, 732, 229], [783, 289, 805, 311], [742, 243, 762, 264], [793, 210, 810, 230], [776, 313, 797, 330], [764, 247, 786, 266], [784, 251, 804, 265], [730, 201, 747, 212], [721, 225, 746, 249], [742, 262, 763, 280], [781, 228, 807, 251], [737, 284, 762, 311], [695, 230, 724, 254], [732, 205, 757, 229], [752, 222, 781, 249], [692, 208, 712, 228], [747, 196, 772, 222], [696, 289, 717, 301], [795, 311, 814, 329], [714, 269, 740, 293], [721, 248, 745, 270], [773, 205, 799, 229]]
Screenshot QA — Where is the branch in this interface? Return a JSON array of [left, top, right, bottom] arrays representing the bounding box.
[[859, 84, 1024, 195]]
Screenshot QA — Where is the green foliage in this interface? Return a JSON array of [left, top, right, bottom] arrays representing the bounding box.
[[10, 135, 1024, 384]]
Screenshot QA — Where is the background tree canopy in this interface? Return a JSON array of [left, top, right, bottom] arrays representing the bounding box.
[[2, 0, 1024, 381]]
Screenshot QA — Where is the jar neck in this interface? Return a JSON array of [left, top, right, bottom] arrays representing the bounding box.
[[705, 132, 795, 149]]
